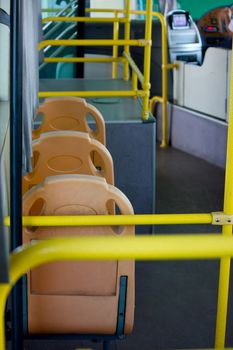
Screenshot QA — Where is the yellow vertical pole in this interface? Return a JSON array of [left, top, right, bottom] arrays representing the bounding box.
[[132, 70, 138, 92], [0, 286, 8, 350], [112, 11, 119, 79], [215, 45, 233, 349], [142, 0, 153, 120], [124, 0, 131, 81], [160, 14, 168, 147]]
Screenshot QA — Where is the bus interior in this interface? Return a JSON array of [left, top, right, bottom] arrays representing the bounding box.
[[1, 0, 233, 349]]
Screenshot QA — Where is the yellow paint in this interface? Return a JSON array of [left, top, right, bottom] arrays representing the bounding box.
[[44, 57, 122, 63], [38, 90, 146, 98], [41, 8, 60, 13], [42, 16, 126, 23], [132, 71, 138, 92], [4, 213, 212, 227], [1, 235, 233, 349], [123, 0, 131, 81], [38, 39, 147, 51], [85, 8, 123, 14], [112, 12, 119, 79], [123, 52, 144, 86], [39, 8, 168, 123], [215, 41, 233, 349], [142, 1, 153, 121]]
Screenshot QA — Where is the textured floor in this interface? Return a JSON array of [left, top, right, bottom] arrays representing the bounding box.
[[17, 145, 233, 350]]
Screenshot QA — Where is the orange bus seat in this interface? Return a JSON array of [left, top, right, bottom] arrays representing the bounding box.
[[22, 131, 114, 194], [33, 97, 105, 145], [23, 175, 135, 335]]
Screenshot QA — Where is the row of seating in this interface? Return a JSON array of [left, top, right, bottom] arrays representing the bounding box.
[[22, 97, 135, 338]]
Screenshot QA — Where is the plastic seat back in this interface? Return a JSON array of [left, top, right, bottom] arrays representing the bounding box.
[[22, 131, 114, 194], [23, 175, 135, 335], [33, 97, 105, 144]]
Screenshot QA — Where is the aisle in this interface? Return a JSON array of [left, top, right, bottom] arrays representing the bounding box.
[[119, 145, 228, 350]]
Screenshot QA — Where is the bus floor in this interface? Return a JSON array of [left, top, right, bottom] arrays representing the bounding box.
[[9, 144, 233, 350]]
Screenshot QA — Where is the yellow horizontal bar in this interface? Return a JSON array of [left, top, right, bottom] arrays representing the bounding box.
[[10, 235, 233, 269], [123, 52, 144, 86], [41, 8, 60, 13], [4, 214, 212, 227], [38, 39, 147, 51], [164, 63, 179, 70], [85, 9, 163, 17], [85, 8, 123, 14], [42, 16, 126, 24], [84, 9, 167, 17], [38, 90, 146, 98], [151, 96, 164, 104], [0, 234, 232, 350], [44, 57, 124, 63]]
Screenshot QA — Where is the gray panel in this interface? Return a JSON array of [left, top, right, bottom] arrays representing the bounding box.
[[156, 102, 227, 168], [106, 121, 156, 234]]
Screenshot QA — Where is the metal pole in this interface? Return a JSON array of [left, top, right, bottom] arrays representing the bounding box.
[[76, 0, 85, 78], [10, 0, 23, 349], [142, 0, 153, 120], [124, 0, 131, 81], [112, 11, 119, 79], [215, 40, 233, 349]]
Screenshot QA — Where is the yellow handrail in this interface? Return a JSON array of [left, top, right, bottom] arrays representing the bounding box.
[[2, 3, 232, 349], [215, 40, 233, 349], [38, 90, 146, 98], [39, 6, 155, 121], [4, 213, 213, 227], [44, 57, 124, 63], [142, 2, 153, 121], [42, 16, 126, 23], [112, 11, 119, 79], [123, 52, 144, 86], [1, 234, 233, 350], [152, 11, 169, 147], [85, 8, 124, 14], [38, 39, 148, 51], [123, 0, 131, 81], [41, 8, 169, 127], [41, 8, 60, 13]]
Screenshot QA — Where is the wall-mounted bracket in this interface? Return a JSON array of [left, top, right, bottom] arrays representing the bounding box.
[[212, 212, 233, 225]]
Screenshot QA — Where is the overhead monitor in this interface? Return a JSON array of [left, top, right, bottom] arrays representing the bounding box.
[[172, 13, 189, 28]]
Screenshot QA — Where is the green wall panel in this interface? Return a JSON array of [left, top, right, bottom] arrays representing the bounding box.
[[141, 0, 233, 19], [178, 0, 233, 19]]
